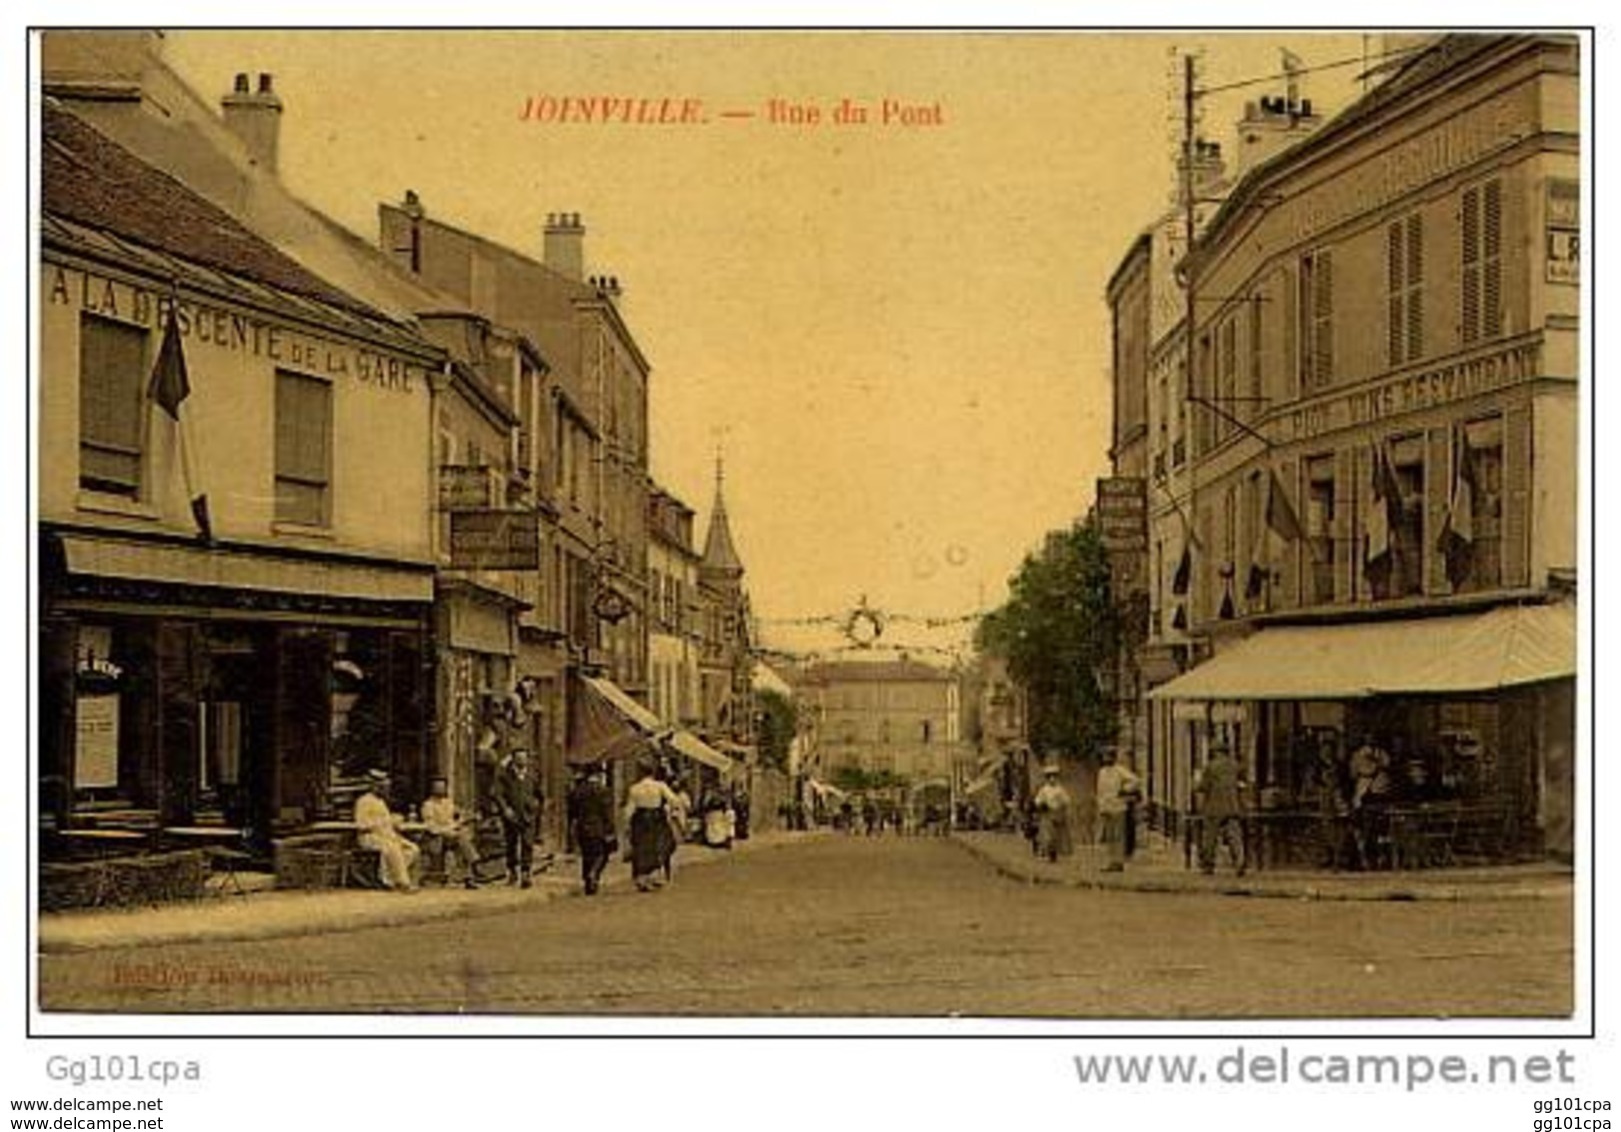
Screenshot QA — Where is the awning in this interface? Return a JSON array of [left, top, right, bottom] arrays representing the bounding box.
[[962, 756, 1007, 798], [1148, 601, 1576, 701], [59, 533, 434, 604], [569, 675, 732, 772], [667, 729, 733, 774]]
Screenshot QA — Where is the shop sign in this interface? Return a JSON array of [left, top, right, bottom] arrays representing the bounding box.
[[449, 509, 541, 569], [1281, 341, 1541, 442], [1096, 476, 1148, 552], [439, 464, 495, 511]]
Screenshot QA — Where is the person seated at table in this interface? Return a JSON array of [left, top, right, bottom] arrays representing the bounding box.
[[354, 769, 419, 892], [420, 775, 480, 889]]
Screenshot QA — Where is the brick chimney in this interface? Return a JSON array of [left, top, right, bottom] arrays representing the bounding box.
[[221, 72, 283, 172], [543, 212, 585, 280]]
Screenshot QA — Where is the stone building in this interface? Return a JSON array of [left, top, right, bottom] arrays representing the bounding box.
[[797, 659, 966, 787], [1141, 35, 1579, 861]]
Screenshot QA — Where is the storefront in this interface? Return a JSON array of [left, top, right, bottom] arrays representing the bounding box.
[[40, 529, 435, 855], [1147, 599, 1575, 865]]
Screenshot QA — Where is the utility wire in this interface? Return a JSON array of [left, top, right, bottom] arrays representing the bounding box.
[[1195, 42, 1432, 98]]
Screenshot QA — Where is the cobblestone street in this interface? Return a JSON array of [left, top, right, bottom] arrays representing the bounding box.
[[37, 836, 1572, 1018]]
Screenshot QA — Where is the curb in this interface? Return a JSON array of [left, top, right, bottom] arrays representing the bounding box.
[[38, 832, 820, 955], [948, 833, 1573, 903]]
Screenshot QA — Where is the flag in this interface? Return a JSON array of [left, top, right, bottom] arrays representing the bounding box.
[[1170, 604, 1187, 631], [1365, 441, 1397, 568], [147, 307, 191, 419], [1438, 426, 1476, 583], [190, 493, 214, 544], [1244, 559, 1268, 601], [1265, 468, 1305, 544], [1170, 542, 1192, 596]]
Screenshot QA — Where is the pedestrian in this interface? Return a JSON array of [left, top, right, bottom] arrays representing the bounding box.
[[568, 764, 616, 895], [1032, 762, 1074, 863], [624, 758, 682, 891], [1095, 747, 1142, 872], [733, 785, 752, 841], [1193, 741, 1247, 875], [353, 769, 420, 892], [493, 747, 541, 888], [702, 785, 736, 849], [657, 763, 685, 884], [419, 774, 481, 889], [862, 797, 879, 837]]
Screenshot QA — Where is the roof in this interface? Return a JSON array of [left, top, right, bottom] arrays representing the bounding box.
[[42, 102, 398, 325], [1190, 34, 1544, 267], [1147, 600, 1575, 701], [701, 483, 744, 575]]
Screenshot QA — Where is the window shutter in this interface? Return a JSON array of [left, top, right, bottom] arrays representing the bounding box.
[[1314, 250, 1334, 387], [1279, 264, 1297, 402], [1406, 215, 1425, 360], [1387, 223, 1406, 366], [1501, 403, 1532, 586], [1462, 186, 1481, 344], [1425, 427, 1449, 594], [388, 630, 429, 808], [1483, 178, 1504, 338], [1333, 446, 1356, 603]]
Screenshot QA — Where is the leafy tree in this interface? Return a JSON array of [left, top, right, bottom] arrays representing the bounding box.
[[975, 518, 1120, 762], [755, 688, 797, 773]]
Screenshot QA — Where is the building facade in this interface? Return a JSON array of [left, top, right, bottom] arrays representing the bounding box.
[[38, 100, 441, 850], [1143, 35, 1579, 861], [798, 660, 966, 786], [648, 485, 703, 729]]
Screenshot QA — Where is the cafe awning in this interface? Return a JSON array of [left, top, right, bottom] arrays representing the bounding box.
[[1148, 601, 1575, 702], [569, 675, 732, 773]]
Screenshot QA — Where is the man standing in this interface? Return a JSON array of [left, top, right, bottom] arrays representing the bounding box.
[[494, 748, 541, 888], [420, 775, 480, 889], [568, 765, 616, 896], [1032, 762, 1074, 863], [1094, 748, 1142, 872], [354, 769, 419, 892], [1194, 742, 1247, 876]]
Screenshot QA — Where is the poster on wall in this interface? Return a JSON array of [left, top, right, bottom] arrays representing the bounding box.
[[73, 693, 119, 789]]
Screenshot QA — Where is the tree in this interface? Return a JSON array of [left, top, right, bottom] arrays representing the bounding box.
[[975, 518, 1120, 761], [755, 688, 797, 773]]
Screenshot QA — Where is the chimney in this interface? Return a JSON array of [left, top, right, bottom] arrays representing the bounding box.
[[1232, 86, 1324, 180], [221, 71, 283, 172], [543, 211, 585, 280], [1177, 139, 1226, 206]]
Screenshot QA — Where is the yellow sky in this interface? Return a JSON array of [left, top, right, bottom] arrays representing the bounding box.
[[164, 29, 1368, 641]]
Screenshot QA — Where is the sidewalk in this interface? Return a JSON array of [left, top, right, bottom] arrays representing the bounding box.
[[951, 829, 1574, 902], [37, 830, 820, 954]]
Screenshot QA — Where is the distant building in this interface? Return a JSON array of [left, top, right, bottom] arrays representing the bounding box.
[[696, 463, 754, 745], [647, 484, 702, 728], [798, 659, 966, 786]]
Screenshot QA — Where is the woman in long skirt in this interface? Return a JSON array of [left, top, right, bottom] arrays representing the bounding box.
[[624, 761, 681, 891]]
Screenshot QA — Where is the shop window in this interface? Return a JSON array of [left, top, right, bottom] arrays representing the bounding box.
[[78, 314, 147, 497], [1299, 248, 1334, 390], [1462, 179, 1504, 344], [1387, 213, 1425, 366], [274, 371, 332, 526]]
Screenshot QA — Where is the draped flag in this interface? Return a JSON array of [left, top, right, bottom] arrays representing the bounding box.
[[148, 305, 213, 543], [1170, 541, 1192, 596], [1438, 425, 1477, 586], [147, 306, 191, 419], [1364, 441, 1398, 570]]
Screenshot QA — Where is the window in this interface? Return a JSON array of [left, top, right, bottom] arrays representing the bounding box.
[[1457, 418, 1504, 593], [1462, 179, 1504, 344], [1371, 435, 1426, 600], [274, 371, 332, 526], [1305, 455, 1336, 605], [1247, 295, 1263, 415], [1387, 213, 1425, 366], [1218, 317, 1237, 442], [1299, 249, 1334, 389], [79, 314, 148, 497]]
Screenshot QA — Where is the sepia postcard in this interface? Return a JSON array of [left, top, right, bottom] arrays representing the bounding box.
[[28, 27, 1590, 1043]]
